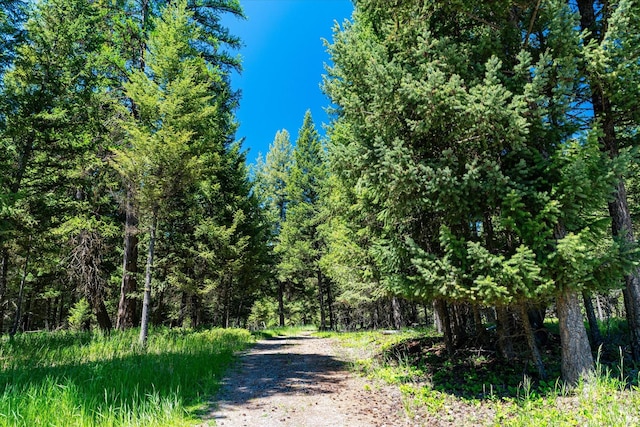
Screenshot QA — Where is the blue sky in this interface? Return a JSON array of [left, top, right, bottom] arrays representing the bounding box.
[[222, 0, 354, 164]]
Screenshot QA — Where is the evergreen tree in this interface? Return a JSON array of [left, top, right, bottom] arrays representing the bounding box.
[[193, 143, 271, 328], [575, 0, 640, 361], [100, 0, 244, 330], [324, 0, 630, 384], [0, 0, 114, 332], [253, 129, 294, 326], [277, 111, 332, 329], [319, 171, 388, 329], [112, 0, 220, 345], [0, 0, 252, 334]]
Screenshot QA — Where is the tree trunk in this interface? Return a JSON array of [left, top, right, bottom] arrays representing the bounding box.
[[139, 211, 157, 347], [576, 0, 640, 362], [595, 294, 604, 321], [278, 280, 285, 327], [496, 305, 516, 360], [192, 293, 201, 329], [391, 296, 402, 329], [583, 291, 603, 348], [57, 295, 65, 328], [433, 300, 443, 333], [224, 282, 231, 328], [23, 292, 32, 332], [472, 304, 487, 344], [435, 299, 453, 354], [10, 251, 29, 336], [611, 189, 640, 361], [326, 279, 335, 330], [557, 286, 594, 385], [0, 250, 7, 333], [117, 0, 149, 330], [318, 270, 326, 330], [520, 303, 547, 379], [177, 291, 187, 327], [44, 298, 51, 331], [451, 303, 468, 347], [117, 185, 139, 330], [92, 299, 112, 333]]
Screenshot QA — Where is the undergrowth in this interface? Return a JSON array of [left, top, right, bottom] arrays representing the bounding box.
[[321, 328, 640, 426], [0, 327, 253, 426]]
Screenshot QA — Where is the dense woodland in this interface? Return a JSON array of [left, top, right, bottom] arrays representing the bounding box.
[[1, 0, 639, 385]]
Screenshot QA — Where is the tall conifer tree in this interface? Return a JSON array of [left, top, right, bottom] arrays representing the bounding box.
[[324, 0, 630, 384], [278, 111, 332, 329], [0, 0, 112, 332], [253, 129, 294, 326], [575, 0, 640, 360], [113, 0, 221, 345]]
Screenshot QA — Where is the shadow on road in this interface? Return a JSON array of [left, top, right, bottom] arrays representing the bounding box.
[[206, 335, 348, 420]]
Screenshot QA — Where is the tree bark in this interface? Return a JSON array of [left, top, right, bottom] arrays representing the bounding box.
[[191, 293, 202, 329], [278, 280, 285, 327], [224, 281, 231, 328], [391, 296, 402, 329], [451, 303, 468, 347], [326, 279, 335, 330], [576, 0, 640, 362], [0, 249, 7, 333], [472, 304, 487, 344], [177, 291, 187, 327], [433, 300, 443, 333], [520, 303, 547, 379], [10, 249, 30, 336], [57, 295, 65, 329], [139, 211, 157, 347], [496, 305, 516, 360], [595, 294, 604, 321], [434, 299, 453, 354], [557, 286, 594, 385], [318, 270, 326, 330], [583, 290, 603, 348], [91, 299, 112, 333], [117, 185, 139, 330]]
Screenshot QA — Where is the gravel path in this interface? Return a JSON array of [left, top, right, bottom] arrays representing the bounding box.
[[202, 332, 411, 427]]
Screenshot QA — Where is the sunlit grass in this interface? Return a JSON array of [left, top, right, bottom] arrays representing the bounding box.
[[0, 327, 253, 426]]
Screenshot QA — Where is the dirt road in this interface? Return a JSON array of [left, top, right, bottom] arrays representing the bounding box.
[[203, 333, 410, 427]]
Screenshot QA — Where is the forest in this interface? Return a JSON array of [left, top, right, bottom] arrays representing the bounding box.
[[1, 0, 640, 393]]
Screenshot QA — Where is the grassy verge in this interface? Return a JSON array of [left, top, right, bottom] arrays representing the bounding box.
[[320, 329, 640, 426], [0, 327, 253, 426]]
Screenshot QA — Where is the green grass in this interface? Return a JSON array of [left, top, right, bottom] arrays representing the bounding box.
[[0, 327, 253, 426], [322, 329, 640, 426]]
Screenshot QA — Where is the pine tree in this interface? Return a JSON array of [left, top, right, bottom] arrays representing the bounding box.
[[318, 171, 386, 329], [112, 0, 220, 345], [0, 0, 113, 332], [575, 0, 640, 361], [277, 111, 332, 329], [101, 0, 244, 330], [253, 129, 294, 326], [324, 0, 630, 384]]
